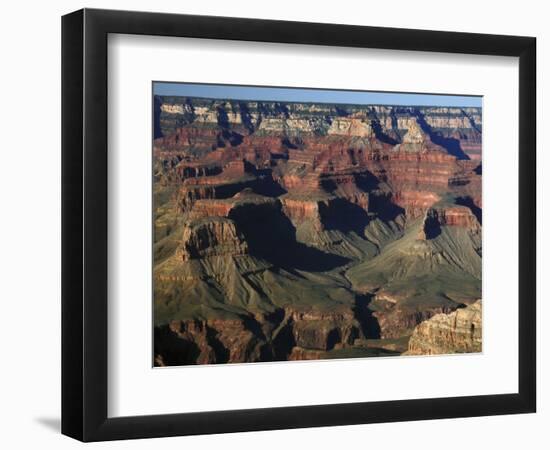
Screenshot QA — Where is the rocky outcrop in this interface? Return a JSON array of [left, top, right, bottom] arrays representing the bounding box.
[[327, 117, 374, 137], [187, 199, 235, 220], [154, 126, 220, 154], [400, 120, 426, 146], [405, 300, 482, 355], [155, 318, 264, 365], [431, 205, 480, 228], [176, 176, 258, 212], [286, 308, 361, 351], [154, 303, 366, 366], [178, 218, 248, 261], [392, 190, 441, 219], [288, 347, 326, 361], [419, 205, 481, 239], [281, 196, 326, 230], [373, 304, 459, 339]]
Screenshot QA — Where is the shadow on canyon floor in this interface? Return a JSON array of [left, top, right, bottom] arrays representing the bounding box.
[[353, 294, 381, 339], [229, 202, 351, 272]]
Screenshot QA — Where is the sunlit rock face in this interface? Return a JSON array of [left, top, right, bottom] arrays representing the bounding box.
[[153, 96, 482, 365], [178, 217, 249, 261], [405, 300, 482, 355]]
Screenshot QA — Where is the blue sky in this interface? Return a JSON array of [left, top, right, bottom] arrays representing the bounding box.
[[153, 82, 482, 108]]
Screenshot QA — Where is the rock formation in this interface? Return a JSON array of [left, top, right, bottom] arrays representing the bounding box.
[[178, 218, 248, 261], [405, 300, 482, 355]]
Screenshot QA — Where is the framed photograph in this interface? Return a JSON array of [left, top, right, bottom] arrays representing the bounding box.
[[62, 8, 536, 441]]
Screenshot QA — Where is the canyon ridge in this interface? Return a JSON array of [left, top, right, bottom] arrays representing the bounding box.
[[152, 94, 482, 365]]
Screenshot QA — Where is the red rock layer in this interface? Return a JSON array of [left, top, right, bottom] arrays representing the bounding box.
[[432, 205, 480, 229]]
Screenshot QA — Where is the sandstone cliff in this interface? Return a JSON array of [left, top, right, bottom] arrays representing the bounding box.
[[405, 300, 482, 355]]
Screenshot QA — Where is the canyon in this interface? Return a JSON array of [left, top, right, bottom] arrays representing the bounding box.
[[153, 95, 482, 365]]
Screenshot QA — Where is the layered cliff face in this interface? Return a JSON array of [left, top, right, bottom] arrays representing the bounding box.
[[178, 218, 248, 261], [405, 300, 482, 355], [156, 98, 482, 159], [153, 95, 482, 365]]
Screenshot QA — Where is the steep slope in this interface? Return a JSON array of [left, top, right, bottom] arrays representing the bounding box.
[[346, 203, 481, 338]]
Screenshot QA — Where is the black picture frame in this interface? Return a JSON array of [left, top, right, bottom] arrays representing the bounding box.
[[62, 8, 536, 442]]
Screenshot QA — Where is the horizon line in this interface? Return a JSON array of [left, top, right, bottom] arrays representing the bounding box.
[[153, 81, 483, 108]]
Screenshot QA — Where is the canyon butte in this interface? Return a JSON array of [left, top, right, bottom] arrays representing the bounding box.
[[153, 95, 482, 366]]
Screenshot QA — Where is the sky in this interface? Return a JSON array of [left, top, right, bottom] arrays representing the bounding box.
[[153, 82, 482, 108]]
